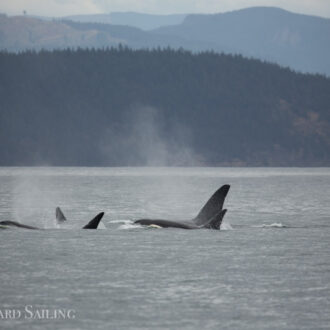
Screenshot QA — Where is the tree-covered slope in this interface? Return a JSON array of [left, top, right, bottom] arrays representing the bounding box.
[[0, 48, 329, 166]]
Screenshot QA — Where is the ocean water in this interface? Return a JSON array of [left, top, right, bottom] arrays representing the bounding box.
[[0, 167, 329, 329]]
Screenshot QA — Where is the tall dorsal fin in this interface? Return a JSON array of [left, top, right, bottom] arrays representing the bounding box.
[[82, 212, 104, 229], [203, 209, 227, 230], [56, 207, 67, 223], [193, 185, 230, 226]]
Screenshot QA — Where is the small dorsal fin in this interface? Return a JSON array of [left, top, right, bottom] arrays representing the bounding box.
[[193, 185, 230, 226], [82, 212, 104, 229], [56, 207, 67, 223]]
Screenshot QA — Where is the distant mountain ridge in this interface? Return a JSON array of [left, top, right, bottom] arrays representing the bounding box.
[[1, 7, 330, 75], [153, 7, 330, 75], [64, 12, 187, 30]]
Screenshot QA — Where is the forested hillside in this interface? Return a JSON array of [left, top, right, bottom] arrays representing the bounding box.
[[0, 48, 329, 166]]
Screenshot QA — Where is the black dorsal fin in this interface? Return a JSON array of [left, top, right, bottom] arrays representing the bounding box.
[[82, 212, 104, 229], [193, 185, 230, 226], [56, 207, 67, 223], [203, 209, 227, 230]]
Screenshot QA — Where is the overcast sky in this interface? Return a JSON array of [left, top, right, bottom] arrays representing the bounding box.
[[1, 0, 330, 18]]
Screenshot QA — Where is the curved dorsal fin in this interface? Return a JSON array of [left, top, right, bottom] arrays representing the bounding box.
[[193, 185, 230, 226], [82, 212, 104, 229]]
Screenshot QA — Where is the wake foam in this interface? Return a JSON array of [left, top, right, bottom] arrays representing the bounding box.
[[255, 223, 287, 228]]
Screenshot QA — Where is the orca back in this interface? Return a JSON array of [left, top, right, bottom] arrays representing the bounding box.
[[135, 219, 198, 229], [0, 220, 39, 230]]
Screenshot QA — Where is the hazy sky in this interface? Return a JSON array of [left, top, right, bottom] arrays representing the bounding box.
[[1, 0, 330, 18]]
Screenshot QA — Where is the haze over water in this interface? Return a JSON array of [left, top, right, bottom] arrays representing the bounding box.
[[0, 167, 329, 329]]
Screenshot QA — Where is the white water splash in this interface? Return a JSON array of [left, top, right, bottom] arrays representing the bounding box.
[[110, 220, 133, 224], [118, 223, 143, 230], [98, 222, 107, 230], [220, 221, 233, 230]]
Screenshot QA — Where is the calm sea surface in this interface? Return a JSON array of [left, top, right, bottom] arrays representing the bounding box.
[[0, 167, 329, 329]]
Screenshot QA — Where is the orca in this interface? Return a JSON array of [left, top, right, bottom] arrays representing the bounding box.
[[0, 211, 104, 230], [0, 221, 39, 230], [134, 185, 230, 230]]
